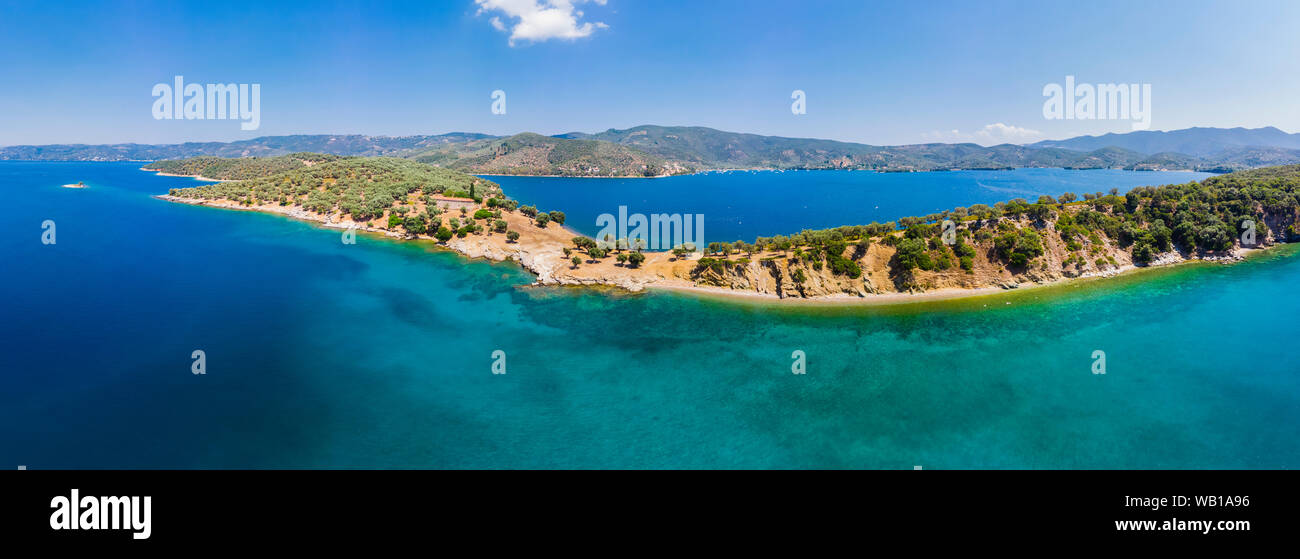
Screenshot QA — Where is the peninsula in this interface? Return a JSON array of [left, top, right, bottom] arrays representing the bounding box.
[[151, 154, 1300, 302]]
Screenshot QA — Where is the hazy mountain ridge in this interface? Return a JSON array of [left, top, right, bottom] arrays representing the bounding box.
[[1031, 126, 1300, 156], [575, 125, 1300, 172], [6, 125, 1300, 174], [0, 133, 495, 161]]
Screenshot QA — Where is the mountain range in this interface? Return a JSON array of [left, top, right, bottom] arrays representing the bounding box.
[[1030, 126, 1300, 156], [6, 125, 1300, 176]]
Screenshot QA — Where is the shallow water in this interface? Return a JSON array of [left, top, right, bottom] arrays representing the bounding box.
[[1, 162, 1294, 468]]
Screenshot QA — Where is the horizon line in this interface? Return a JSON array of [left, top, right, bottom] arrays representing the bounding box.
[[3, 123, 1294, 151]]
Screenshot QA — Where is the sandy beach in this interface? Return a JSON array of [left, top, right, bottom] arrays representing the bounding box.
[[140, 168, 231, 182]]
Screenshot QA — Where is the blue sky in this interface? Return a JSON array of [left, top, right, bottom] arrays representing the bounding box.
[[1, 0, 1297, 146]]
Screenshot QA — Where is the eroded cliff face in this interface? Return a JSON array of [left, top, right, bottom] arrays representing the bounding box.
[[671, 215, 1259, 299]]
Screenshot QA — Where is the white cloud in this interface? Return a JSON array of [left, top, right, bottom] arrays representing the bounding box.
[[921, 123, 1042, 145], [974, 123, 1041, 142], [476, 0, 609, 46]]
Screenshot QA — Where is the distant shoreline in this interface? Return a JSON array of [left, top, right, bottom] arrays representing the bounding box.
[[477, 166, 1215, 180], [0, 158, 1217, 178], [474, 171, 685, 179]]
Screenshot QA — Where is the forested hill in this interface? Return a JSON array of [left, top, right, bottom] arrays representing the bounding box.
[[1031, 126, 1300, 156], [142, 153, 342, 180], [2, 133, 491, 162], [12, 125, 1300, 174], [687, 164, 1300, 296], [403, 132, 691, 177], [164, 155, 499, 221], [566, 125, 1300, 172]]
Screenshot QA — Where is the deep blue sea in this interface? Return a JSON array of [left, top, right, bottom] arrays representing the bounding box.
[[2, 161, 1296, 469], [492, 168, 1214, 242]]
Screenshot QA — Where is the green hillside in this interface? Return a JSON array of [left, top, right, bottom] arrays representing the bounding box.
[[143, 153, 343, 180], [166, 155, 499, 221], [18, 125, 1300, 175], [405, 132, 689, 177]]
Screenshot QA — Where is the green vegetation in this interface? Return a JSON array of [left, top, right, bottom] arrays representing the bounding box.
[[166, 155, 499, 223], [145, 153, 342, 180], [573, 125, 1300, 172], [993, 227, 1044, 267], [691, 258, 730, 275], [692, 165, 1300, 288], [408, 132, 686, 177], [18, 126, 1300, 174]]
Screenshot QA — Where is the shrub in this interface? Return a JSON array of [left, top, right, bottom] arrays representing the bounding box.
[[892, 238, 931, 271], [403, 215, 427, 235]]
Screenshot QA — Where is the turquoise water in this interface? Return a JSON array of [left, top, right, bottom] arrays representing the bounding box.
[[492, 168, 1214, 242], [1, 162, 1295, 469]]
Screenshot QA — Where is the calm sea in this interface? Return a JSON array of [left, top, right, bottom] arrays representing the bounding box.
[[1, 161, 1294, 468], [491, 168, 1215, 242]]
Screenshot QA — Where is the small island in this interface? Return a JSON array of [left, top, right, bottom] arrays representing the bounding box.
[[152, 154, 1300, 302], [61, 181, 87, 188]]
